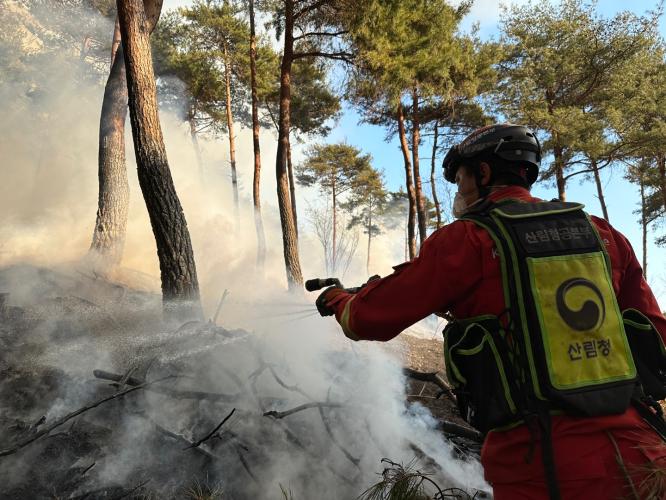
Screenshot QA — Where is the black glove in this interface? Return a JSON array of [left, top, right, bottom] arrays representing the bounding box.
[[316, 286, 340, 316]]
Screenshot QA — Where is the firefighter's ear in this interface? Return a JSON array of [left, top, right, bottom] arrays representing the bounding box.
[[479, 162, 492, 186]]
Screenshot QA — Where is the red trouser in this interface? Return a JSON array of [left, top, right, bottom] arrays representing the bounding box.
[[485, 414, 666, 499]]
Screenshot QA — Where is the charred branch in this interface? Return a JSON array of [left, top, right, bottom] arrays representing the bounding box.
[[93, 369, 240, 402], [212, 289, 229, 324], [236, 445, 259, 483], [318, 403, 360, 468], [436, 421, 483, 443], [264, 402, 342, 419], [186, 408, 237, 449], [402, 368, 456, 402], [140, 414, 216, 461], [0, 376, 175, 457]]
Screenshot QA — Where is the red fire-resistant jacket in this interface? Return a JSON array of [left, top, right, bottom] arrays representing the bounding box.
[[325, 186, 666, 498]]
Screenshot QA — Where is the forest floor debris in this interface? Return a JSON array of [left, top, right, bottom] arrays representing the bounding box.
[[0, 264, 487, 499]]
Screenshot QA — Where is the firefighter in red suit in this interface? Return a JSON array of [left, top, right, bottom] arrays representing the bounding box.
[[315, 124, 666, 499]]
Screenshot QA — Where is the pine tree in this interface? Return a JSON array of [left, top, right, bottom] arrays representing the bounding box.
[[296, 143, 372, 273], [497, 0, 658, 200], [117, 0, 202, 318], [341, 167, 387, 274]]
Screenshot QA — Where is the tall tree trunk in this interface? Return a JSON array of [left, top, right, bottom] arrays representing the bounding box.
[[275, 0, 303, 288], [640, 171, 648, 278], [332, 177, 337, 272], [223, 43, 239, 230], [404, 223, 408, 261], [658, 153, 666, 212], [548, 120, 566, 200], [590, 158, 609, 221], [90, 16, 129, 270], [411, 88, 427, 245], [110, 16, 121, 64], [397, 103, 417, 259], [117, 0, 201, 317], [553, 144, 566, 201], [249, 0, 266, 269], [287, 140, 298, 238], [188, 110, 204, 182], [430, 120, 441, 228], [367, 200, 372, 274]]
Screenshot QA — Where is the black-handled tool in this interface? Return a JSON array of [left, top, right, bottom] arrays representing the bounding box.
[[305, 278, 343, 292]]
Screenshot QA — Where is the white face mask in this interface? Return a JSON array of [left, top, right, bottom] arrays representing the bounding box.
[[452, 185, 509, 218], [452, 191, 469, 219]]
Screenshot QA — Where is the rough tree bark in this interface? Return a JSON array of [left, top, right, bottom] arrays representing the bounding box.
[[275, 0, 304, 288], [397, 103, 417, 259], [89, 16, 130, 270], [547, 98, 566, 201], [188, 107, 204, 181], [590, 158, 609, 221], [287, 141, 299, 238], [223, 43, 240, 230], [249, 0, 266, 269], [553, 142, 566, 201], [110, 17, 121, 64], [411, 87, 427, 245], [430, 120, 441, 228], [640, 172, 648, 278], [658, 153, 666, 213], [117, 0, 201, 317], [366, 198, 373, 274], [331, 175, 337, 271]]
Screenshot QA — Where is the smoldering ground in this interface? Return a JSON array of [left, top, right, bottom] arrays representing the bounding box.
[[0, 2, 488, 498], [0, 264, 487, 499]]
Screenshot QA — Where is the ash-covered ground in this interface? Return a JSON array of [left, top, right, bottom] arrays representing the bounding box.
[[0, 264, 488, 499]]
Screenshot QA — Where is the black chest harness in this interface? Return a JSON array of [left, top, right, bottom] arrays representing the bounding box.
[[443, 200, 666, 499]]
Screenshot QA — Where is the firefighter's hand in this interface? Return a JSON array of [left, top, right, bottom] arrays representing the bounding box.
[[316, 286, 345, 317]]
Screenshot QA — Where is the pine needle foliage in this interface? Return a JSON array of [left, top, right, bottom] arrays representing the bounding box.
[[357, 459, 476, 500]]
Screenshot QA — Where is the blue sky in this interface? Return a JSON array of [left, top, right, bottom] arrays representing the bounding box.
[[163, 0, 666, 307]]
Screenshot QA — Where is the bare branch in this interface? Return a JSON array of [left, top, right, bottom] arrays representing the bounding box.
[[236, 445, 259, 483], [318, 390, 360, 468], [143, 415, 216, 460], [292, 51, 354, 63], [293, 30, 348, 41], [294, 0, 330, 20], [186, 408, 237, 449], [263, 402, 342, 419], [563, 161, 612, 182], [0, 375, 176, 457], [93, 369, 240, 402], [212, 289, 230, 324], [402, 368, 456, 403]]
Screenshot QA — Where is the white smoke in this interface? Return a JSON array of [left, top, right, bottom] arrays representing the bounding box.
[[0, 2, 488, 498]]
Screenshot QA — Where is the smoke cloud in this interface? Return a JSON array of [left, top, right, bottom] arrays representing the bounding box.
[[0, 2, 488, 498]]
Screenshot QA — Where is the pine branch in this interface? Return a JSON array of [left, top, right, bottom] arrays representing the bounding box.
[[292, 51, 354, 63], [293, 30, 348, 41], [293, 0, 330, 20]]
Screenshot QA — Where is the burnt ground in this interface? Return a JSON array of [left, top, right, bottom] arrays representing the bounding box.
[[0, 265, 483, 500]]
